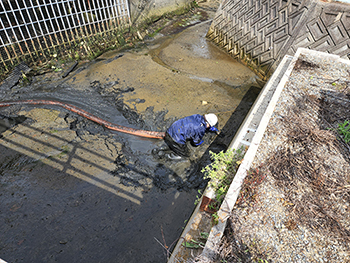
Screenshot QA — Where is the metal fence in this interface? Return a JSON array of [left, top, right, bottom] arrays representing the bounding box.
[[0, 0, 130, 72]]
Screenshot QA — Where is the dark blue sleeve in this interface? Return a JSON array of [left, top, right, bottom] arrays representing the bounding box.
[[189, 115, 206, 144], [167, 115, 206, 144]]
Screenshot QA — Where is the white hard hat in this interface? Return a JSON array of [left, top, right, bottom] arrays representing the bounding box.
[[205, 113, 218, 127]]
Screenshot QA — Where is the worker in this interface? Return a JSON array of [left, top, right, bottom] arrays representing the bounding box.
[[159, 113, 219, 160]]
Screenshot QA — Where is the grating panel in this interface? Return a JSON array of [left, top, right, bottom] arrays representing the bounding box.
[[0, 0, 130, 69]]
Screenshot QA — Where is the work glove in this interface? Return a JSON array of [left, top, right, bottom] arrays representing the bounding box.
[[194, 140, 204, 146], [208, 126, 219, 133]]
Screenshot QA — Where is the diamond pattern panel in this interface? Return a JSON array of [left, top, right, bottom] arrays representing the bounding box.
[[328, 22, 348, 44], [307, 18, 328, 41], [206, 0, 350, 80], [342, 13, 350, 30]]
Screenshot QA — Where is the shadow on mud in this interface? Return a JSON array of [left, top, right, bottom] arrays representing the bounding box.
[[193, 85, 261, 185], [113, 85, 261, 193], [0, 85, 260, 263], [0, 114, 27, 136]]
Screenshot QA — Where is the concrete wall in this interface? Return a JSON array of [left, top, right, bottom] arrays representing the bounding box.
[[129, 0, 193, 25], [206, 0, 350, 80]]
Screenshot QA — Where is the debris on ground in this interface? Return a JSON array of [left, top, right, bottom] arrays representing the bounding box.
[[0, 62, 31, 89], [193, 52, 350, 263]]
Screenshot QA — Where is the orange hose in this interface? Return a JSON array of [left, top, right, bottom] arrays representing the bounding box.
[[0, 100, 165, 139]]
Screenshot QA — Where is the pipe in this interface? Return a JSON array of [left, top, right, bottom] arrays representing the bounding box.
[[0, 99, 165, 139]]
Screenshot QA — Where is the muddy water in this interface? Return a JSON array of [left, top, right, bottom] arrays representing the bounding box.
[[0, 19, 259, 263]]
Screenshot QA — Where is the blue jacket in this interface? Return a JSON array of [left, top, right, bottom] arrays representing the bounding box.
[[167, 114, 207, 145]]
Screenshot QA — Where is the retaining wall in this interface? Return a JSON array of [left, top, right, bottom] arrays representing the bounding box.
[[206, 0, 350, 80], [129, 0, 193, 25]]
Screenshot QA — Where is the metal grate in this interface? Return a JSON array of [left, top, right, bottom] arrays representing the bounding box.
[[0, 0, 130, 71]]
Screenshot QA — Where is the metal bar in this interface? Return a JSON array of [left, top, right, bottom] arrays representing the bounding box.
[[101, 0, 111, 31], [0, 1, 21, 62], [106, 4, 115, 33], [116, 0, 123, 25], [48, 0, 67, 52], [22, 0, 43, 60], [29, 0, 50, 59], [42, 0, 60, 52], [95, 0, 107, 34], [36, 0, 57, 54], [125, 0, 131, 24], [113, 0, 120, 27], [121, 0, 130, 23], [81, 0, 93, 37], [106, 0, 113, 29], [70, 0, 83, 37], [6, 1, 25, 56], [76, 0, 88, 36], [72, 0, 89, 55], [54, 0, 73, 51], [0, 6, 15, 66], [0, 35, 12, 68], [0, 53, 7, 69], [60, 0, 78, 45], [78, 0, 93, 54], [87, 0, 98, 36], [91, 0, 103, 34], [67, 0, 84, 53], [8, 1, 34, 60]]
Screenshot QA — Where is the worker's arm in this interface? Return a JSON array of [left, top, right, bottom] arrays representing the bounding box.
[[193, 140, 204, 146], [208, 126, 219, 134]]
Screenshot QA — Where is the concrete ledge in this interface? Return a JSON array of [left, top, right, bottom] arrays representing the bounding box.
[[200, 51, 298, 260], [168, 49, 297, 263]]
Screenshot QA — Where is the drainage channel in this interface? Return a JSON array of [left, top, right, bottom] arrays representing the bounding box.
[[0, 18, 260, 263]]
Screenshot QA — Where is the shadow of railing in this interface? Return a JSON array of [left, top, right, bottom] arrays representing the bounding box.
[[0, 119, 143, 204]]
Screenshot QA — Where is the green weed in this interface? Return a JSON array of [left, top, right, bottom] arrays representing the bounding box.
[[212, 212, 219, 225], [181, 231, 209, 249], [182, 239, 205, 249], [201, 148, 244, 207], [194, 189, 202, 205], [338, 120, 350, 143], [200, 232, 209, 239]]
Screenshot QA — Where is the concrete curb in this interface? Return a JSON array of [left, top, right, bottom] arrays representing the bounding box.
[[168, 53, 293, 263], [168, 49, 303, 262], [169, 47, 350, 262], [200, 52, 298, 260]]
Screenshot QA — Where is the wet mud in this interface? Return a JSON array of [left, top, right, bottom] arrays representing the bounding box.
[[0, 3, 260, 262]]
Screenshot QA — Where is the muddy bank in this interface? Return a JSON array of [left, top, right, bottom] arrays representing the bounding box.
[[0, 2, 260, 262]]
